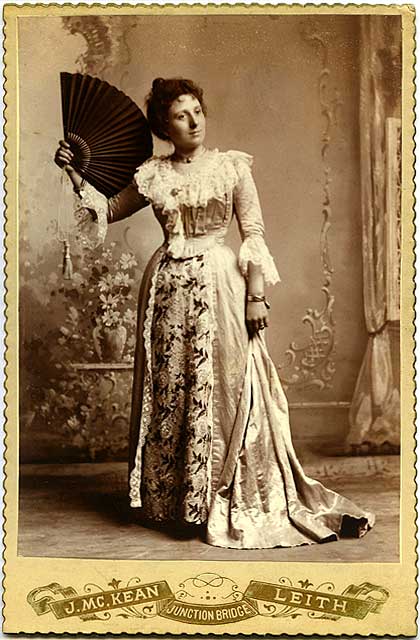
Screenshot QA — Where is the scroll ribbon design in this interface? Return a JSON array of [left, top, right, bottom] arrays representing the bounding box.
[[27, 582, 79, 616]]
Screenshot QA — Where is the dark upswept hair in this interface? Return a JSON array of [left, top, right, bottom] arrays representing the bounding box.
[[146, 77, 207, 141]]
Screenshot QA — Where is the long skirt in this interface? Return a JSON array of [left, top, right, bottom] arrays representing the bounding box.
[[128, 243, 375, 549]]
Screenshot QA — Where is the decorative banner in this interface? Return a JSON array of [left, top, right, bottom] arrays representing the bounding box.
[[27, 579, 173, 622], [244, 579, 390, 620], [27, 573, 390, 625]]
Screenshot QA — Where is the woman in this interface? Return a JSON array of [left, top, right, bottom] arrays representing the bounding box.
[[54, 77, 374, 549]]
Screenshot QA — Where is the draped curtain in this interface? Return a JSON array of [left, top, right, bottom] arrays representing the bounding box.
[[346, 16, 401, 455]]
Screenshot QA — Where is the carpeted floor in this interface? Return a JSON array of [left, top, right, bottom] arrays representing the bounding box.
[[18, 456, 399, 562]]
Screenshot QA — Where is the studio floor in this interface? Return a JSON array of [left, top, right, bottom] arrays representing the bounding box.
[[18, 454, 399, 563]]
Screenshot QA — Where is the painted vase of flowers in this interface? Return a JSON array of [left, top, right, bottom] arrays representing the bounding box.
[[90, 249, 138, 362], [51, 242, 139, 364], [93, 324, 127, 362]]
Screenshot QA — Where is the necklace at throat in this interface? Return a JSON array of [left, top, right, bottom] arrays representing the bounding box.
[[173, 147, 207, 164]]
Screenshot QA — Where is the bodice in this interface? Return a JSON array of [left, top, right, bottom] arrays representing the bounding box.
[[155, 196, 231, 237], [134, 149, 246, 258], [154, 195, 232, 239]]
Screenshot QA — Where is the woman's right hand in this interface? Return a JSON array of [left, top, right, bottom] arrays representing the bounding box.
[[54, 140, 84, 193], [54, 140, 74, 171]]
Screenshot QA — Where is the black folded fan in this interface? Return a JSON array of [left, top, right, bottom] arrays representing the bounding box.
[[60, 72, 153, 198]]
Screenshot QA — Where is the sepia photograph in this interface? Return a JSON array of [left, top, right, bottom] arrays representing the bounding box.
[[17, 12, 402, 562], [3, 3, 416, 636]]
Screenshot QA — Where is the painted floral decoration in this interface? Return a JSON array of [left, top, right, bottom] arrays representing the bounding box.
[[56, 241, 140, 361], [20, 218, 141, 461]]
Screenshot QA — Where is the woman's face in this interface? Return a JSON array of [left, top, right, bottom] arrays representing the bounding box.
[[166, 94, 206, 151]]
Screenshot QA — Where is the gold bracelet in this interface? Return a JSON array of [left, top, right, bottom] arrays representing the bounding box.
[[247, 294, 271, 309]]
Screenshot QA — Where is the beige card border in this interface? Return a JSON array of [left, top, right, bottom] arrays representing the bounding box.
[[2, 3, 417, 635]]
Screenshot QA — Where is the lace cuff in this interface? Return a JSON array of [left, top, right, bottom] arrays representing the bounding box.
[[238, 236, 281, 286], [75, 182, 108, 244]]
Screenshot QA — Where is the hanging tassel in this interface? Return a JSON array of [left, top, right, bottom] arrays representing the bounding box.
[[62, 240, 73, 280]]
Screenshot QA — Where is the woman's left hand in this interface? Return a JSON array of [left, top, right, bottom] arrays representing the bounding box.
[[246, 301, 269, 336]]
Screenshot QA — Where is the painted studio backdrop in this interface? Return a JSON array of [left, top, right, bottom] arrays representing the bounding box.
[[19, 15, 401, 466]]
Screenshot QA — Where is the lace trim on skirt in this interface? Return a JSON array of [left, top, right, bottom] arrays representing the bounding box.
[[129, 249, 164, 507]]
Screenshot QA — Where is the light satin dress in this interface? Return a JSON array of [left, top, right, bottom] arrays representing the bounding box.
[[76, 148, 375, 549]]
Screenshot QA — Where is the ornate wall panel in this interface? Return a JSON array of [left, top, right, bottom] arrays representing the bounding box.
[[62, 16, 136, 81], [278, 20, 341, 394]]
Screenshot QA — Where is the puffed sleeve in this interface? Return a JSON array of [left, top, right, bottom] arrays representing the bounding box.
[[230, 151, 280, 286], [74, 177, 148, 244]]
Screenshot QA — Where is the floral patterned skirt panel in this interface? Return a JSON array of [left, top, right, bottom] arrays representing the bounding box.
[[139, 245, 249, 524], [141, 253, 213, 523]]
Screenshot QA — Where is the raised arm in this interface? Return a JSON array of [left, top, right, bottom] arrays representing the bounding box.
[[67, 168, 147, 221], [55, 140, 148, 243]]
